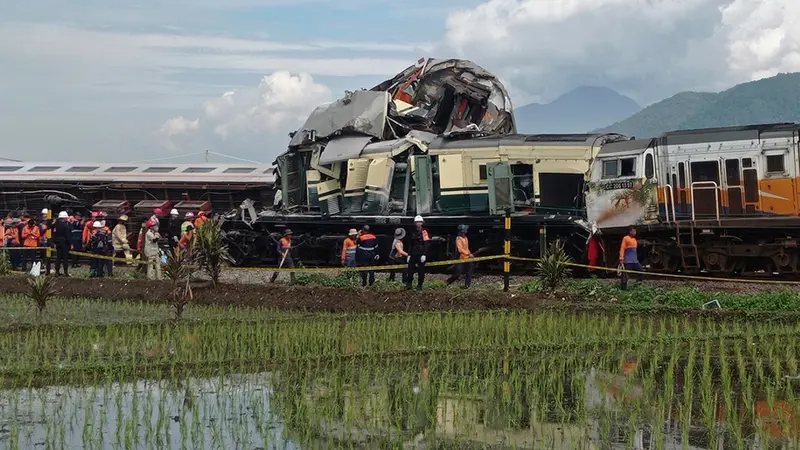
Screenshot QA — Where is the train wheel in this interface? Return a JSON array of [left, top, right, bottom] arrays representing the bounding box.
[[702, 250, 732, 274], [643, 248, 678, 273], [771, 252, 798, 274]]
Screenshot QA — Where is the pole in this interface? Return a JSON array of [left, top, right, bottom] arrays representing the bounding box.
[[45, 208, 52, 274], [539, 226, 547, 259], [503, 208, 511, 292]]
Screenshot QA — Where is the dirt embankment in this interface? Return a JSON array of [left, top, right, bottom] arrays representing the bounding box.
[[0, 276, 554, 313]]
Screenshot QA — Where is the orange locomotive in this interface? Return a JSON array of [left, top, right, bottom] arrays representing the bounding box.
[[587, 122, 800, 276]]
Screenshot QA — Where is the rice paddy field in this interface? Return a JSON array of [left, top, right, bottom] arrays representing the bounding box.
[[3, 280, 800, 449]]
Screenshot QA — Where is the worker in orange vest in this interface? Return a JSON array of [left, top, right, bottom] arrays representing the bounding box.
[[356, 225, 379, 287], [194, 210, 208, 229], [270, 229, 295, 283], [178, 224, 195, 250], [341, 229, 357, 268], [21, 218, 42, 271], [619, 226, 643, 289], [446, 224, 474, 288], [5, 217, 21, 269]]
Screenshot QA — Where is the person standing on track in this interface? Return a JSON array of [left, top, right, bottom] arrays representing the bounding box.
[[446, 224, 474, 288], [270, 229, 295, 284], [406, 215, 430, 290], [619, 226, 643, 289], [52, 211, 72, 277], [356, 225, 378, 287], [388, 228, 408, 282], [341, 229, 358, 268]]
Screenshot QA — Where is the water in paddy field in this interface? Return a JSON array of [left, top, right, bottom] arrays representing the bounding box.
[[0, 360, 797, 450], [0, 373, 300, 450]]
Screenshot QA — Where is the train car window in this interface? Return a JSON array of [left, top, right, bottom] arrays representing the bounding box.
[[223, 168, 256, 174], [183, 167, 215, 173], [671, 173, 678, 189], [66, 166, 99, 173], [144, 167, 176, 173], [105, 167, 136, 173], [690, 161, 720, 184], [678, 162, 686, 188], [644, 154, 654, 179], [602, 160, 618, 179], [725, 159, 740, 185], [29, 166, 59, 172], [0, 166, 22, 172], [620, 158, 635, 177], [766, 154, 785, 173], [479, 165, 488, 181], [742, 158, 752, 168]]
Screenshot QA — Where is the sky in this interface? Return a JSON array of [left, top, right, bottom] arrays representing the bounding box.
[[1, 0, 799, 163]]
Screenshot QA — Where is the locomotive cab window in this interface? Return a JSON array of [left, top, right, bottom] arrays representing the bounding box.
[[644, 154, 654, 179], [602, 160, 618, 179], [479, 164, 488, 181], [602, 157, 636, 178], [765, 154, 786, 174], [620, 158, 635, 177]]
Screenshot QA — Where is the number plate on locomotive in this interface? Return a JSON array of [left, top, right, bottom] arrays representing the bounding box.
[[601, 179, 635, 190]]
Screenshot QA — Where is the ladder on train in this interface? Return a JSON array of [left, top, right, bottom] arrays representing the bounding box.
[[675, 222, 701, 272]]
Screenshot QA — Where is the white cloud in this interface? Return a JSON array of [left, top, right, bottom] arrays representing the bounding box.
[[442, 0, 800, 104], [160, 71, 332, 158], [160, 116, 199, 136]]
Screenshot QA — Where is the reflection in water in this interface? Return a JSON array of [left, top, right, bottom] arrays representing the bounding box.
[[1, 353, 799, 449], [0, 373, 298, 449]]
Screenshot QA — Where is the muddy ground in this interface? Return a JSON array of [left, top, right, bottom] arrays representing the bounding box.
[[1, 274, 798, 318]]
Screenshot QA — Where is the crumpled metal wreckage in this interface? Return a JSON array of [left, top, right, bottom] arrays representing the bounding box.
[[285, 58, 516, 152]]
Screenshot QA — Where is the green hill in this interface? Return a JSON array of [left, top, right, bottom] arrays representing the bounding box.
[[595, 72, 800, 137]]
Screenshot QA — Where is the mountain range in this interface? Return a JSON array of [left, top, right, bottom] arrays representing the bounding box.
[[514, 72, 800, 138]]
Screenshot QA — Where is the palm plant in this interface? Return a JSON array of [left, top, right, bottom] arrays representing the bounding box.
[[537, 239, 572, 292], [192, 219, 231, 288], [164, 247, 194, 320], [26, 275, 56, 317]]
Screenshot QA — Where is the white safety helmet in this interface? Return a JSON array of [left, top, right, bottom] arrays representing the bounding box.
[[414, 215, 424, 223], [348, 228, 358, 236], [57, 211, 68, 219], [185, 212, 195, 218], [170, 208, 179, 216], [41, 208, 49, 214], [92, 221, 102, 229]]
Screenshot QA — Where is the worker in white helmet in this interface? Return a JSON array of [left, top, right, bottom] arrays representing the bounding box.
[[182, 212, 195, 234], [406, 215, 430, 290], [167, 209, 182, 251]]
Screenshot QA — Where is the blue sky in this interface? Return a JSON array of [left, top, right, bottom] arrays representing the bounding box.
[[1, 0, 796, 163]]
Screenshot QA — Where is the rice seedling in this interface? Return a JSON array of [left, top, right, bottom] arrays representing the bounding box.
[[1, 295, 800, 449]]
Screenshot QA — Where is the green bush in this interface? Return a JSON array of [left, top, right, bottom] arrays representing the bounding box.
[[537, 239, 572, 292]]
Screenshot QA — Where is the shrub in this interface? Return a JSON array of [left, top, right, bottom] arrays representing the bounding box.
[[193, 219, 231, 288], [537, 239, 572, 292], [164, 247, 194, 320], [26, 275, 55, 317]]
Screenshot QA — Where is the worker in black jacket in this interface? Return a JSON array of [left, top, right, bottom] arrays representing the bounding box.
[[406, 215, 430, 290], [356, 225, 379, 287], [52, 211, 72, 276]]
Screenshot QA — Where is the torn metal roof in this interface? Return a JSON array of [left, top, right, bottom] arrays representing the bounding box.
[[286, 58, 515, 153]]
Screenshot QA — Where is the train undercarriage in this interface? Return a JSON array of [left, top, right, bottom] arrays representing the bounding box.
[[599, 219, 800, 278], [220, 211, 594, 274]]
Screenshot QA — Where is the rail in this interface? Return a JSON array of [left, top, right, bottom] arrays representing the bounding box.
[[662, 184, 676, 224], [690, 181, 720, 222]]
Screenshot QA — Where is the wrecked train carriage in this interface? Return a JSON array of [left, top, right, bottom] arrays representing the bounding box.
[[238, 132, 629, 268], [0, 162, 275, 245]]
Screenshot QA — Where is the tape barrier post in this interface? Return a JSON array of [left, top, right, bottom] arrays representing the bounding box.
[[45, 209, 52, 266], [503, 208, 511, 292]]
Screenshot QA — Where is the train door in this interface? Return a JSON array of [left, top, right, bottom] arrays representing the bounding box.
[[689, 160, 721, 219], [414, 155, 434, 215], [678, 162, 688, 217], [487, 161, 515, 215], [741, 157, 760, 214], [724, 158, 744, 216], [759, 149, 795, 215]]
